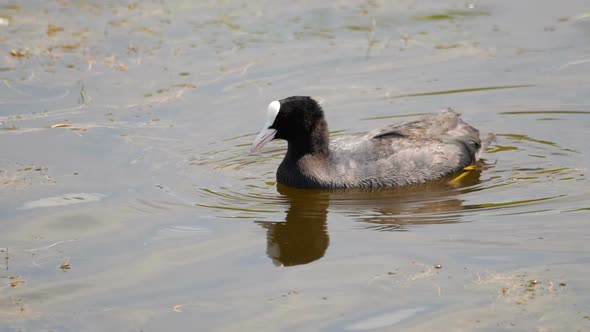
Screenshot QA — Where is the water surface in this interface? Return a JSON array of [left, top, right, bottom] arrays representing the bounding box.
[[1, 0, 589, 331]]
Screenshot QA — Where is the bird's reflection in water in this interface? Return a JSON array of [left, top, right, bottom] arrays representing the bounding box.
[[259, 187, 331, 266], [260, 166, 484, 266]]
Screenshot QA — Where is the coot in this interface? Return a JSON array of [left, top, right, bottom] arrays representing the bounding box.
[[251, 96, 493, 189]]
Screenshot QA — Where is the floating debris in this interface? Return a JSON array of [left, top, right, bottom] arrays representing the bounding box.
[[61, 43, 80, 51], [50, 123, 71, 128], [9, 280, 24, 288], [179, 83, 196, 88], [345, 25, 372, 32], [60, 262, 71, 270], [10, 49, 28, 57], [434, 264, 442, 269], [47, 24, 63, 36], [435, 43, 461, 50], [402, 34, 409, 48]]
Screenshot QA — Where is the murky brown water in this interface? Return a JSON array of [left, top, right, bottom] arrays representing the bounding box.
[[1, 0, 589, 331]]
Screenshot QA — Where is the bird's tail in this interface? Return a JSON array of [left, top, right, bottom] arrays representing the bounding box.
[[476, 133, 496, 161]]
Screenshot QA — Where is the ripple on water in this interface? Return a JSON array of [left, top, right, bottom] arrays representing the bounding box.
[[192, 125, 583, 221], [164, 114, 586, 266], [150, 225, 211, 242], [345, 307, 427, 331], [19, 193, 107, 210]]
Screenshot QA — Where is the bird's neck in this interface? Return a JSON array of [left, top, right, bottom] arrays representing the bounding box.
[[286, 122, 330, 161]]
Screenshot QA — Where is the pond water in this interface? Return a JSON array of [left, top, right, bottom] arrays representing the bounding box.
[[1, 0, 589, 331]]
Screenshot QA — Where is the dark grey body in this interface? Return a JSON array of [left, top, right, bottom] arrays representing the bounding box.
[[277, 110, 491, 189]]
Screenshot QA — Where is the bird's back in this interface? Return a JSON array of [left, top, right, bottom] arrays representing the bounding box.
[[323, 110, 488, 188]]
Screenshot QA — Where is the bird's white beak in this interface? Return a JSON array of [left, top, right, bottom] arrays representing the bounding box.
[[251, 127, 277, 152], [250, 100, 281, 153]]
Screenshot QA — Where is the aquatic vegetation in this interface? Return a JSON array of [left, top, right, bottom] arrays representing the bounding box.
[[414, 10, 490, 21]]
